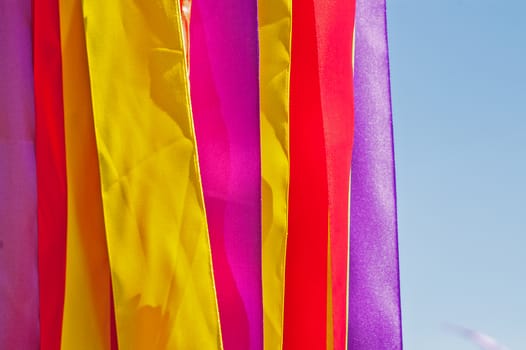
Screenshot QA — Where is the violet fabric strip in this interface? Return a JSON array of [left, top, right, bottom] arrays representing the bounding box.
[[0, 0, 40, 348], [349, 1, 403, 349], [190, 1, 262, 350]]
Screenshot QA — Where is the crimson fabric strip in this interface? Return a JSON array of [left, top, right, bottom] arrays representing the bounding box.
[[312, 2, 356, 349], [110, 285, 118, 350], [33, 0, 68, 348], [0, 0, 40, 347], [349, 0, 403, 348], [190, 1, 262, 349], [283, 0, 329, 348]]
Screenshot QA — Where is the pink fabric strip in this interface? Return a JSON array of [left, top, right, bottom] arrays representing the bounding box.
[[189, 1, 262, 349]]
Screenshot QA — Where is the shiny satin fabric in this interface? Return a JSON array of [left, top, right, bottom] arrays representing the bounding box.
[[190, 1, 262, 349], [283, 0, 330, 348], [312, 2, 356, 349], [59, 0, 113, 348], [33, 0, 69, 348], [349, 0, 403, 348], [0, 0, 39, 347], [81, 0, 222, 348], [258, 0, 292, 349]]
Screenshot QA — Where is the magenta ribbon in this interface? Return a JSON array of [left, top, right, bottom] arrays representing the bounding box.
[[349, 0, 403, 349], [0, 0, 40, 348], [189, 1, 262, 350]]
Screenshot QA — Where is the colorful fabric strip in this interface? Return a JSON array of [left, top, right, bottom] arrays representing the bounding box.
[[0, 0, 39, 348], [258, 0, 292, 348], [190, 1, 263, 349], [283, 0, 329, 348], [180, 0, 191, 64], [327, 234, 334, 349], [33, 0, 69, 347], [59, 0, 113, 347], [312, 2, 356, 349], [348, 0, 403, 348], [82, 0, 222, 348]]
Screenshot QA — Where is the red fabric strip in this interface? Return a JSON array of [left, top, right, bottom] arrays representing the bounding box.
[[110, 283, 118, 350], [313, 2, 356, 349], [283, 0, 329, 348], [33, 0, 68, 348]]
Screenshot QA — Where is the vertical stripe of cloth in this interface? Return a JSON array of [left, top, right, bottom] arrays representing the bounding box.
[[33, 0, 69, 347], [327, 235, 334, 349], [59, 0, 113, 348], [190, 1, 262, 349], [283, 0, 329, 348], [349, 1, 403, 348], [82, 0, 222, 348], [258, 0, 292, 348], [0, 0, 39, 348], [312, 2, 356, 349], [179, 0, 191, 64]]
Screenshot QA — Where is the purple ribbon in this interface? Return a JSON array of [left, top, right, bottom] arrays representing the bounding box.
[[0, 0, 40, 348], [349, 1, 403, 349], [190, 1, 262, 349]]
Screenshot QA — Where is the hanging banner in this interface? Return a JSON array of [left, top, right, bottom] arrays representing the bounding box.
[[349, 0, 403, 348]]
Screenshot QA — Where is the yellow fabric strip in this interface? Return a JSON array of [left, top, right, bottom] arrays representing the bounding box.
[[258, 0, 292, 349], [60, 0, 111, 348], [81, 1, 222, 348]]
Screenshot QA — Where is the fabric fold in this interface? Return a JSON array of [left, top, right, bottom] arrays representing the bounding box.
[[81, 0, 222, 348], [59, 0, 113, 348]]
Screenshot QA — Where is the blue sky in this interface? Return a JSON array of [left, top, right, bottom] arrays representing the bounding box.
[[387, 1, 526, 349]]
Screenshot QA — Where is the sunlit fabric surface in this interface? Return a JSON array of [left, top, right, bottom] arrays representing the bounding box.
[[0, 0, 39, 347], [257, 0, 291, 348], [0, 2, 402, 348], [283, 0, 329, 348], [349, 0, 403, 348], [81, 0, 222, 348], [190, 0, 262, 349], [312, 2, 356, 349], [59, 0, 112, 348]]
